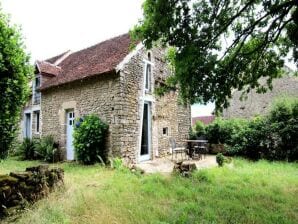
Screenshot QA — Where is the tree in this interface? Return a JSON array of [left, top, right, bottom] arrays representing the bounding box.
[[132, 0, 298, 110], [0, 8, 32, 159]]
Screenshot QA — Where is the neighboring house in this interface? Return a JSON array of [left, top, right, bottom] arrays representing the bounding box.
[[21, 34, 191, 164], [192, 116, 215, 126], [223, 74, 298, 119]]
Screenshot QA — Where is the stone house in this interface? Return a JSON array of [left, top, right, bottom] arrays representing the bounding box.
[[21, 34, 191, 164], [223, 74, 298, 119]]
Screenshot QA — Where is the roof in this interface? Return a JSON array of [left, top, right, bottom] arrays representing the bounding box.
[[36, 61, 61, 76], [39, 33, 132, 90], [192, 116, 215, 125]]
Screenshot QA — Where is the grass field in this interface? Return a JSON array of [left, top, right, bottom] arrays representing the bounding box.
[[1, 158, 298, 224]]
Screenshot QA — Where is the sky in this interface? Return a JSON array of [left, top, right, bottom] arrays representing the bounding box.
[[1, 0, 214, 117]]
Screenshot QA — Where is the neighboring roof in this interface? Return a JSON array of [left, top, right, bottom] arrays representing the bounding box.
[[39, 33, 132, 90], [36, 61, 61, 76], [192, 116, 215, 125], [45, 51, 71, 64]]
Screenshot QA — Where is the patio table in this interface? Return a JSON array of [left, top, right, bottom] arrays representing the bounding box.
[[183, 140, 208, 159]]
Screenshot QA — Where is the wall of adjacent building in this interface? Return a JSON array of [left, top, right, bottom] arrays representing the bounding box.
[[222, 76, 298, 119]]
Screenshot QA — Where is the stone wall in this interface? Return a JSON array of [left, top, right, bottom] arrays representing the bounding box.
[[0, 165, 64, 217], [41, 73, 121, 159], [40, 46, 191, 163], [119, 46, 191, 163], [223, 76, 298, 119]]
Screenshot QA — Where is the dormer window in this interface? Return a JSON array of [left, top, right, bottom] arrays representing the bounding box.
[[33, 75, 41, 104], [144, 52, 153, 92]]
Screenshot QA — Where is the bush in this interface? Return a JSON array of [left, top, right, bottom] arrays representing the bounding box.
[[226, 116, 272, 160], [193, 120, 206, 137], [17, 138, 37, 160], [205, 118, 248, 145], [17, 136, 59, 162], [213, 97, 298, 162], [268, 98, 298, 161], [216, 153, 225, 166], [73, 114, 109, 165], [35, 136, 59, 162]]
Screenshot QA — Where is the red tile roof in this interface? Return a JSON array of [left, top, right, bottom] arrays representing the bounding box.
[[39, 33, 132, 90], [36, 61, 61, 76], [192, 116, 215, 125]]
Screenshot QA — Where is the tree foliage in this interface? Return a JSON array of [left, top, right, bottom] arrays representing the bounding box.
[[132, 0, 298, 109], [0, 8, 32, 159]]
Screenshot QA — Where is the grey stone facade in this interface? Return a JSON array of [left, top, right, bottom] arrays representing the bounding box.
[[22, 45, 191, 164], [223, 75, 298, 119]]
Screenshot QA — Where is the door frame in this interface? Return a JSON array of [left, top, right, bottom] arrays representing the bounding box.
[[24, 112, 32, 138], [66, 109, 75, 160], [139, 101, 151, 162]]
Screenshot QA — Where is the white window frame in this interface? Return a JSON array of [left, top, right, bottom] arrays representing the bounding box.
[[34, 110, 40, 134], [143, 59, 153, 93], [32, 74, 41, 104]]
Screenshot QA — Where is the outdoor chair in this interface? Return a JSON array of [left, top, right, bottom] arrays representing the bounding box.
[[169, 138, 188, 161], [193, 141, 208, 159]]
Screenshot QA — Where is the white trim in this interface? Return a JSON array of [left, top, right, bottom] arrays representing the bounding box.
[[33, 110, 40, 135], [116, 43, 144, 72], [139, 101, 151, 162], [31, 105, 41, 111], [137, 56, 147, 162], [142, 94, 155, 102], [54, 50, 72, 65], [23, 112, 32, 139], [143, 59, 154, 66]]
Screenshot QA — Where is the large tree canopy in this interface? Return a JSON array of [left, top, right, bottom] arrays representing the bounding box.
[[0, 8, 32, 159], [132, 0, 298, 109]]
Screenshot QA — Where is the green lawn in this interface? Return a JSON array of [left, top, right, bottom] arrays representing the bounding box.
[[1, 158, 298, 224]]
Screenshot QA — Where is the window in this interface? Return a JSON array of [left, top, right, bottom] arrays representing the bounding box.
[[163, 127, 168, 136], [144, 52, 152, 92], [33, 75, 41, 104], [34, 110, 40, 133], [145, 63, 151, 90], [35, 76, 40, 88]]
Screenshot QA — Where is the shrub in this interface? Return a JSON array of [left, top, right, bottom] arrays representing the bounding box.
[[193, 120, 206, 137], [35, 136, 59, 162], [73, 114, 109, 165], [268, 97, 298, 161], [205, 118, 248, 144], [216, 153, 225, 166], [226, 116, 272, 160], [17, 138, 37, 160], [220, 97, 298, 162]]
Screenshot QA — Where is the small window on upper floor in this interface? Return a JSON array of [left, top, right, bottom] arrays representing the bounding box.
[[144, 52, 152, 92], [33, 75, 41, 104], [35, 76, 40, 88], [148, 52, 151, 61], [163, 127, 168, 136]]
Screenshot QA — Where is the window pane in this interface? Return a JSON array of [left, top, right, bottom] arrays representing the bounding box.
[[36, 111, 40, 133], [145, 64, 151, 90]]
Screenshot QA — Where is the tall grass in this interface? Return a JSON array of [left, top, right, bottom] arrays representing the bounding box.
[[1, 158, 298, 224]]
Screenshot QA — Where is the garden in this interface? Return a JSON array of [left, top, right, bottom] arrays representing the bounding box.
[[0, 157, 297, 224]]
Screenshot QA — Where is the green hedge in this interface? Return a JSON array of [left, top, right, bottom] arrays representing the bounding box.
[[204, 97, 298, 161]]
